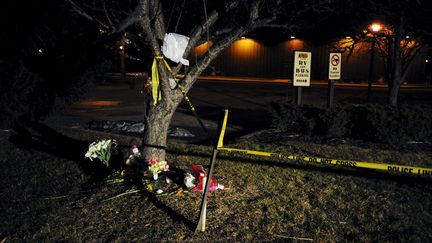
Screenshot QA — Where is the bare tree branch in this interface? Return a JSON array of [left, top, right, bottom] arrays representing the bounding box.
[[112, 6, 142, 34], [149, 0, 166, 40], [102, 1, 114, 27], [66, 0, 142, 34], [66, 0, 109, 29], [172, 9, 219, 75], [137, 0, 160, 55], [402, 43, 424, 75]]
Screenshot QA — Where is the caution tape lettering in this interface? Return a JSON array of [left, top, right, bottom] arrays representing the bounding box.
[[214, 114, 431, 178], [335, 160, 357, 167], [218, 147, 431, 177]]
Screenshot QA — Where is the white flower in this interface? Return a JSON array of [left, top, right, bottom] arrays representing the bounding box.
[[85, 151, 93, 160], [84, 139, 114, 167], [101, 141, 109, 149], [95, 142, 102, 151]]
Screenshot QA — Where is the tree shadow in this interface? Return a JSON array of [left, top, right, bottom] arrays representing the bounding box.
[[137, 189, 196, 231], [9, 122, 116, 181], [9, 122, 198, 230]]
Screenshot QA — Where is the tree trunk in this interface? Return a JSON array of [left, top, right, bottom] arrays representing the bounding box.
[[367, 39, 376, 102], [142, 99, 179, 161], [136, 0, 260, 162], [387, 16, 404, 107], [388, 78, 401, 106]]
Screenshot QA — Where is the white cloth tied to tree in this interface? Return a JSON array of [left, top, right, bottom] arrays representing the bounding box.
[[161, 33, 190, 66]]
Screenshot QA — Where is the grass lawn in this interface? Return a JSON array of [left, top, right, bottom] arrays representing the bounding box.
[[1, 125, 431, 242]]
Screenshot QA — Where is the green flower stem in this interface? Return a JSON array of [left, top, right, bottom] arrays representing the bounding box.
[[103, 189, 140, 201]]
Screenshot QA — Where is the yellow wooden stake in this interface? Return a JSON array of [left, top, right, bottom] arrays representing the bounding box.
[[195, 109, 229, 232]]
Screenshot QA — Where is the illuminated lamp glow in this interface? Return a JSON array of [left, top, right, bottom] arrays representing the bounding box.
[[370, 23, 382, 32], [232, 38, 258, 57], [195, 41, 213, 56], [284, 38, 304, 50]]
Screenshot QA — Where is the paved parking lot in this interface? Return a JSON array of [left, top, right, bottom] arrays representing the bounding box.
[[46, 78, 432, 141]]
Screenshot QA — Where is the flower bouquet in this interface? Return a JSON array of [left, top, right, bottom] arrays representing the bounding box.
[[147, 158, 169, 180], [143, 158, 183, 194], [85, 139, 116, 167]]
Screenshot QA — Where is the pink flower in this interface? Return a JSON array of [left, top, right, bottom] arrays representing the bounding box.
[[164, 164, 169, 171], [147, 157, 159, 166], [131, 145, 139, 155]]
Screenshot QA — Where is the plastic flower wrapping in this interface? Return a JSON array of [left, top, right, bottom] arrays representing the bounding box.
[[187, 163, 224, 192], [85, 139, 116, 166]]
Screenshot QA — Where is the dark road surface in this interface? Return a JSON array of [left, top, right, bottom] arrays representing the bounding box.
[[47, 79, 432, 140]]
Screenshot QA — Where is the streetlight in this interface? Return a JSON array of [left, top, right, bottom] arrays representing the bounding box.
[[370, 23, 382, 32], [367, 22, 382, 102]]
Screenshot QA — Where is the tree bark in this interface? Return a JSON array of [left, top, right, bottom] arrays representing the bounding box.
[[142, 100, 178, 161], [388, 77, 401, 106]]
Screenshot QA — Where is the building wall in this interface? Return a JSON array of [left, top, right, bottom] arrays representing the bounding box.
[[193, 38, 428, 83]]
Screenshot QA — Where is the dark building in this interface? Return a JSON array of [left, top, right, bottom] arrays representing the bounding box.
[[193, 37, 429, 84]]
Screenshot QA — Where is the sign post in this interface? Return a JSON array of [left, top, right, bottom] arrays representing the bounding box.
[[328, 53, 341, 107], [293, 51, 312, 105]]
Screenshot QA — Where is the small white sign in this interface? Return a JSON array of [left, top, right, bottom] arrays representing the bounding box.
[[328, 53, 341, 80], [293, 51, 312, 86]]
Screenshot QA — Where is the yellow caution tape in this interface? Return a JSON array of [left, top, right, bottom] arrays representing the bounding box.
[[152, 56, 211, 138], [216, 109, 229, 148], [215, 109, 432, 177], [151, 57, 162, 104], [153, 56, 195, 111], [218, 147, 432, 176]]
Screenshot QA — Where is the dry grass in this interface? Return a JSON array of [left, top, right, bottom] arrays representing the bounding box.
[[1, 126, 432, 242]]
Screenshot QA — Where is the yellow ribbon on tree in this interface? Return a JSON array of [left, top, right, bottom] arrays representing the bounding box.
[[151, 57, 162, 104], [151, 55, 211, 139]]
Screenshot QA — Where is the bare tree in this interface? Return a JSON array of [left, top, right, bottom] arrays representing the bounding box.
[[331, 0, 431, 106], [66, 0, 337, 160]]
